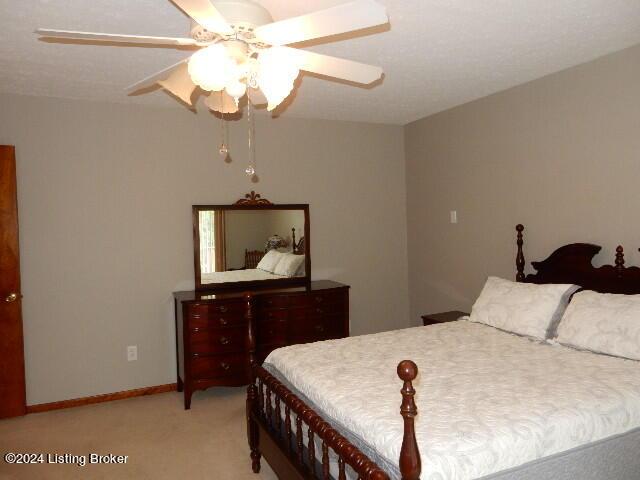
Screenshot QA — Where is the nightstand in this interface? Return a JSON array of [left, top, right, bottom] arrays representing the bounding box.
[[421, 310, 469, 326]]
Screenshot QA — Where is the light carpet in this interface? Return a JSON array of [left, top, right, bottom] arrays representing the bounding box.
[[0, 387, 277, 480]]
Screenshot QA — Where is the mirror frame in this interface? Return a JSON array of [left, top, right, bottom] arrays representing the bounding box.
[[193, 192, 311, 291]]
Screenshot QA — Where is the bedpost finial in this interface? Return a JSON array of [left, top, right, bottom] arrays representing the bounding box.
[[615, 246, 625, 278], [397, 360, 418, 382], [398, 360, 421, 480], [516, 224, 524, 233]]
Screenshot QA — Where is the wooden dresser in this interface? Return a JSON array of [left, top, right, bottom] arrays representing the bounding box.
[[174, 280, 349, 409]]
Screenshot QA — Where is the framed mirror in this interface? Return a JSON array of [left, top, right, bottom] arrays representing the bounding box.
[[193, 192, 310, 291]]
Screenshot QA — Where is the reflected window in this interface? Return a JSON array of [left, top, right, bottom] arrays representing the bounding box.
[[199, 211, 226, 273]]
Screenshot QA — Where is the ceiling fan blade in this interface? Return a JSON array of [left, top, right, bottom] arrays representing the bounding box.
[[280, 47, 382, 85], [170, 0, 234, 36], [247, 87, 267, 105], [157, 63, 197, 106], [35, 29, 198, 47], [125, 58, 190, 93], [204, 91, 238, 114], [254, 0, 387, 46]]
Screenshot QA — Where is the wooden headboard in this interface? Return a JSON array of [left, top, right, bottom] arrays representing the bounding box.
[[515, 224, 640, 294]]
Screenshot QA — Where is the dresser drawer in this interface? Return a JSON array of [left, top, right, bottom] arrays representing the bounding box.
[[305, 304, 341, 317], [190, 326, 247, 354], [187, 308, 247, 329], [258, 319, 287, 344], [191, 353, 248, 380], [307, 291, 346, 307], [289, 314, 345, 343], [258, 309, 288, 322], [260, 295, 290, 309], [190, 301, 246, 316]]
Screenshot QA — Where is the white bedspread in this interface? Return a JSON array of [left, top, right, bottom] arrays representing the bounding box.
[[264, 321, 640, 480], [201, 269, 283, 284]]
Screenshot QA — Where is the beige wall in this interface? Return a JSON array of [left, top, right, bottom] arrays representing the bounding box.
[[0, 93, 409, 405], [405, 44, 640, 324]]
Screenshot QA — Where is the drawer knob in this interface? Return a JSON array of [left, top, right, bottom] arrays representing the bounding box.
[[219, 318, 228, 326], [314, 324, 325, 333], [219, 305, 228, 313], [220, 337, 230, 345], [316, 308, 323, 314], [315, 296, 323, 303], [221, 362, 230, 371]]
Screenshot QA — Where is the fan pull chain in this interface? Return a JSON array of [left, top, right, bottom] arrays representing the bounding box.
[[245, 100, 256, 176], [218, 90, 229, 160]]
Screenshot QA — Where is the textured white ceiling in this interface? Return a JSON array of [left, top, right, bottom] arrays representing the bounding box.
[[1, 0, 640, 125]]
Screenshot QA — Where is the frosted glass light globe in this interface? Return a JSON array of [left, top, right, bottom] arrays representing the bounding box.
[[257, 47, 300, 111], [188, 44, 237, 92], [225, 80, 247, 103]]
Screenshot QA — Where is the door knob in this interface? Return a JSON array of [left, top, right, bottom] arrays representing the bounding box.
[[5, 293, 19, 303]]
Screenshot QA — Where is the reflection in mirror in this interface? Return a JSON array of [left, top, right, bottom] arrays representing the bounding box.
[[198, 209, 306, 286]]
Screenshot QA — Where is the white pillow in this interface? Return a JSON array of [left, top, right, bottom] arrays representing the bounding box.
[[470, 276, 579, 339], [556, 290, 640, 361], [273, 253, 305, 278], [256, 250, 282, 273]]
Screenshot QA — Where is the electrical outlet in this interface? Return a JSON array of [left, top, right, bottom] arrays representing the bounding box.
[[127, 345, 138, 362], [450, 210, 458, 224]]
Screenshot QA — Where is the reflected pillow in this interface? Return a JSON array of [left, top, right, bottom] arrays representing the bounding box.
[[556, 291, 640, 361], [256, 250, 282, 273], [274, 253, 305, 278], [470, 276, 579, 339]]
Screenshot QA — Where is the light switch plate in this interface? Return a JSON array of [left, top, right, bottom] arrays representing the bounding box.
[[127, 345, 138, 362], [450, 210, 458, 224]]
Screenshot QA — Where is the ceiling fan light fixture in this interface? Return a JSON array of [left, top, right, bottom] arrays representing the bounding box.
[[188, 43, 238, 92], [257, 47, 300, 111]]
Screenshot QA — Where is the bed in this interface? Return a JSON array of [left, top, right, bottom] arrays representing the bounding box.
[[245, 224, 640, 480]]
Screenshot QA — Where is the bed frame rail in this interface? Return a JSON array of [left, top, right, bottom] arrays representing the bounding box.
[[247, 361, 421, 480]]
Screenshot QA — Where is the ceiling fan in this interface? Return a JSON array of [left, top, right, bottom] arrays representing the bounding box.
[[36, 0, 388, 114]]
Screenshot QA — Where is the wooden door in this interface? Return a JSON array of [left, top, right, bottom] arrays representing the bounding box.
[[0, 145, 26, 418]]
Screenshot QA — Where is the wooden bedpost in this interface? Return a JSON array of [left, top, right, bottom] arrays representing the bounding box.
[[245, 293, 261, 473], [398, 360, 421, 480], [291, 227, 296, 253], [516, 224, 525, 282]]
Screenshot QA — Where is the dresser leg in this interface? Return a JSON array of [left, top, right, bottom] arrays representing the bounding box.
[[177, 375, 183, 392], [250, 447, 261, 473], [184, 389, 192, 410]]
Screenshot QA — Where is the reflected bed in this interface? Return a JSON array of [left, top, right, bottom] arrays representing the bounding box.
[[201, 268, 303, 284]]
